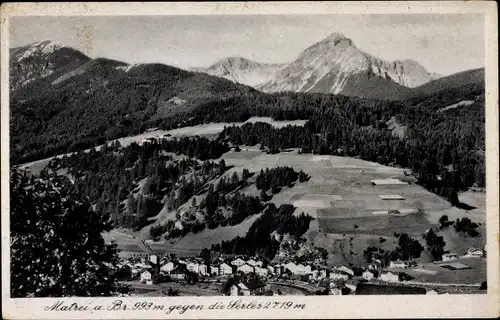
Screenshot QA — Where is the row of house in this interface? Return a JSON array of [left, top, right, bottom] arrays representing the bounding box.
[[154, 255, 357, 284], [362, 269, 413, 283]]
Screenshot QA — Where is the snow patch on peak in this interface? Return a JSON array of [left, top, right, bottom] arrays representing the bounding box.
[[115, 64, 140, 72], [18, 40, 64, 62], [195, 57, 286, 86]]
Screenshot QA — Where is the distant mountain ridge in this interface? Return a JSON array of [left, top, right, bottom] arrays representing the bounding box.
[[196, 33, 441, 100], [191, 57, 286, 86]]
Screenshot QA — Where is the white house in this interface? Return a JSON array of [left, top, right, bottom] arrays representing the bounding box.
[[187, 262, 200, 274], [149, 254, 158, 265], [465, 248, 484, 258], [284, 262, 298, 274], [442, 253, 459, 262], [320, 270, 328, 279], [333, 265, 354, 277], [246, 259, 257, 266], [344, 280, 357, 292], [219, 263, 233, 275], [236, 282, 251, 296], [199, 264, 208, 276], [389, 260, 410, 269], [362, 270, 375, 281], [236, 278, 266, 296], [237, 264, 255, 274], [379, 272, 399, 282], [230, 284, 239, 296], [297, 264, 312, 275], [267, 265, 275, 275], [255, 266, 269, 278], [210, 265, 220, 276], [231, 258, 246, 267], [160, 262, 175, 273], [329, 287, 342, 295], [330, 271, 349, 281], [140, 270, 152, 283], [170, 267, 187, 280], [311, 270, 320, 280]]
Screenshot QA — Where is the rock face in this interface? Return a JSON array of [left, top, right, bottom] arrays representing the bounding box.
[[9, 40, 91, 91], [192, 57, 286, 86], [256, 33, 439, 99], [193, 33, 439, 100]]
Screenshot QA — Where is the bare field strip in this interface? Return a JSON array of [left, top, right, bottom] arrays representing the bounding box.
[[292, 194, 343, 208], [317, 213, 433, 236], [413, 268, 438, 275]]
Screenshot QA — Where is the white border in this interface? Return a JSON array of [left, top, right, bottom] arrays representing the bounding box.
[[1, 2, 499, 319]]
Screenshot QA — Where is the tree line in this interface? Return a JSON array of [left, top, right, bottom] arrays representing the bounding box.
[[211, 203, 314, 260]]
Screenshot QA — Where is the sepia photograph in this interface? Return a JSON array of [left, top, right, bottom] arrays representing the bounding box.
[[1, 2, 499, 319]]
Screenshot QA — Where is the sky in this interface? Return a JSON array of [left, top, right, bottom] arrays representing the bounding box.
[[10, 14, 485, 76]]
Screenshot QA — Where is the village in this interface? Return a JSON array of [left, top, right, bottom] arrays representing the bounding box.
[[115, 243, 486, 297]]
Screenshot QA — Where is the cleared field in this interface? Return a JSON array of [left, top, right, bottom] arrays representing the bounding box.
[[292, 194, 343, 208], [317, 213, 433, 237], [388, 258, 486, 284], [310, 232, 398, 266]]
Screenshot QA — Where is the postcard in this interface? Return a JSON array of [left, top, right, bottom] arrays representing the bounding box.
[[1, 2, 498, 319]]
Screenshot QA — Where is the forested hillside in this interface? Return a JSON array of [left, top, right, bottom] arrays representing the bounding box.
[[10, 58, 255, 164], [218, 89, 485, 201]]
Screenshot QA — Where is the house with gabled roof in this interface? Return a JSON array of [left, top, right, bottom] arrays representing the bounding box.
[[237, 264, 255, 274], [237, 276, 266, 295], [231, 257, 246, 267], [219, 263, 233, 275]]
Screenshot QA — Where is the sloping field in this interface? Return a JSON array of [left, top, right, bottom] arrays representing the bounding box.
[[217, 151, 484, 266], [162, 213, 262, 251]]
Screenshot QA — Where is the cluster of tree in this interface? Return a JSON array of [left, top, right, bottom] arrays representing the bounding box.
[[203, 191, 263, 228], [422, 229, 447, 261], [454, 217, 480, 237], [211, 203, 313, 260], [46, 139, 229, 231], [438, 215, 454, 229], [10, 168, 119, 297], [438, 215, 480, 237], [213, 169, 251, 194], [363, 233, 423, 266], [255, 166, 308, 193], [156, 136, 230, 160], [396, 233, 425, 261], [221, 122, 311, 154]]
